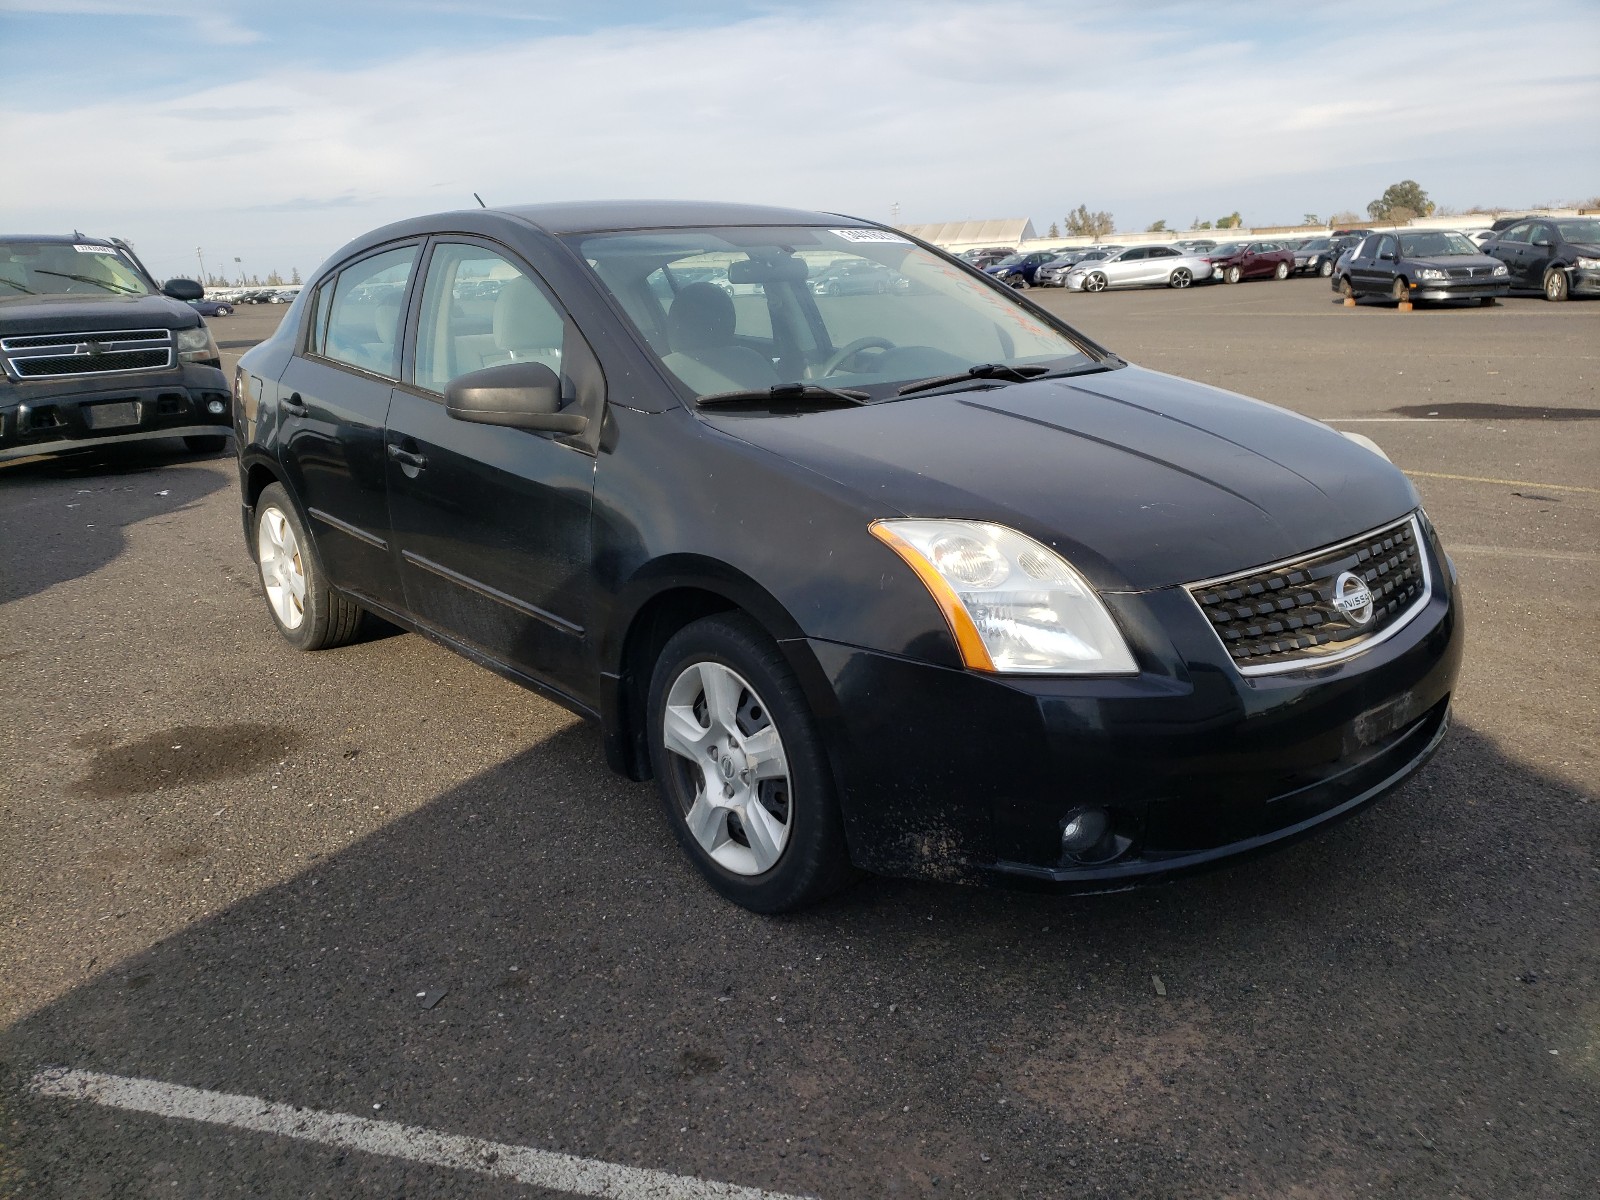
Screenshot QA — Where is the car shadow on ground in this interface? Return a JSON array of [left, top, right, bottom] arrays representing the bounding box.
[[2, 719, 1594, 1198], [0, 441, 231, 605]]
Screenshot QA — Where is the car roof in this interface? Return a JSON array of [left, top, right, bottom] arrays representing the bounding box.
[[1, 233, 118, 244], [494, 199, 871, 235]]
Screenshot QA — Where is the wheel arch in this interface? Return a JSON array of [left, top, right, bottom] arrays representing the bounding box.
[[238, 451, 287, 550], [598, 558, 830, 784]]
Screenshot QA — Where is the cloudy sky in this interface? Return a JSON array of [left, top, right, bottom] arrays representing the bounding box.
[[2, 0, 1597, 282]]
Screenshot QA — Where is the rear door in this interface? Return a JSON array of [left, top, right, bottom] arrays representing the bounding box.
[[1145, 245, 1182, 283], [274, 243, 418, 609], [383, 237, 601, 703]]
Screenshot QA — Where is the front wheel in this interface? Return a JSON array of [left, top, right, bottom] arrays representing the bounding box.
[[1340, 276, 1356, 299], [1392, 278, 1410, 303], [1319, 259, 1334, 277], [1274, 261, 1290, 280], [1223, 265, 1242, 284], [253, 483, 366, 650], [1168, 268, 1192, 289], [1083, 272, 1108, 292], [647, 614, 855, 913], [183, 434, 228, 454], [216, 305, 233, 316], [1544, 267, 1569, 301]]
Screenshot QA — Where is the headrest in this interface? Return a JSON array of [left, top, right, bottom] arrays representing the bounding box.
[[667, 282, 736, 353], [493, 276, 563, 350]]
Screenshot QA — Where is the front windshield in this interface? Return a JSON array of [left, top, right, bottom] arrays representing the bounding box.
[[1398, 232, 1478, 257], [1210, 243, 1243, 257], [1554, 219, 1600, 243], [1301, 239, 1332, 251], [993, 254, 1025, 267], [0, 240, 152, 298], [576, 226, 1099, 402]]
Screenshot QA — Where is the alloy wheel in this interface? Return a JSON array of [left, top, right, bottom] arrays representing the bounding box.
[[1545, 269, 1568, 301], [662, 660, 792, 876], [1275, 262, 1289, 280], [1084, 272, 1107, 292], [257, 506, 307, 630], [1170, 268, 1192, 288]]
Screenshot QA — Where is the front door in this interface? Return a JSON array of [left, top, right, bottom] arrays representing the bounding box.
[[384, 238, 600, 704], [275, 243, 417, 609]]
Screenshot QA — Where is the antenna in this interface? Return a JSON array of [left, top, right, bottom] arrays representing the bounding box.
[[473, 193, 487, 208]]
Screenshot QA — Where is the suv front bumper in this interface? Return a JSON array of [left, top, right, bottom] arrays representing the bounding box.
[[0, 363, 231, 462]]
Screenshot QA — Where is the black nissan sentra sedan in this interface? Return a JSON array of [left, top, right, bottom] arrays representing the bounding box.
[[233, 201, 1463, 912]]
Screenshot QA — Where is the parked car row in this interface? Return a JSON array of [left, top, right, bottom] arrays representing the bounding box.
[[1328, 218, 1599, 304], [206, 286, 301, 306]]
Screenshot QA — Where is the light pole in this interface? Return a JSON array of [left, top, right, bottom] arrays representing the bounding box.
[[196, 246, 208, 287], [233, 256, 242, 286]]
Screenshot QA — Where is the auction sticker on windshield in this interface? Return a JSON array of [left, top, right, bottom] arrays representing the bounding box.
[[831, 229, 910, 244], [73, 244, 118, 254]]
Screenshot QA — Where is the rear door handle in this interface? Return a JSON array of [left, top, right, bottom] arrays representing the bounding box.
[[387, 442, 427, 470], [281, 392, 309, 417]]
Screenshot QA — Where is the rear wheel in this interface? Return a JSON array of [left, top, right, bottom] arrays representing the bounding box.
[[1544, 267, 1569, 301], [183, 435, 228, 454], [1274, 261, 1290, 280], [647, 613, 855, 913], [1223, 265, 1242, 285], [253, 483, 366, 651]]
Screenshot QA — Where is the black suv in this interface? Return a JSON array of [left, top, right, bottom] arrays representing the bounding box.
[[1, 235, 233, 463]]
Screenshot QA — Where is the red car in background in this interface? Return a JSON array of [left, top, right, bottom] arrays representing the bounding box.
[[1208, 241, 1295, 284]]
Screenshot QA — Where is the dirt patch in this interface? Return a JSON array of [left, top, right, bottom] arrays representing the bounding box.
[[1385, 402, 1600, 420], [75, 723, 301, 799]]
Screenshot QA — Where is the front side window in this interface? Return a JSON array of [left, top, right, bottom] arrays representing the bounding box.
[[320, 246, 416, 378], [1375, 236, 1398, 258], [0, 240, 151, 298], [413, 243, 565, 394], [576, 226, 1099, 401], [1499, 224, 1533, 244]]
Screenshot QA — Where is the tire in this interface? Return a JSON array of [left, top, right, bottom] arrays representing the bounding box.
[[826, 281, 840, 296], [1083, 272, 1108, 292], [1480, 296, 1498, 307], [1013, 277, 1029, 290], [646, 613, 855, 913], [1392, 278, 1410, 303], [183, 434, 228, 454], [217, 305, 233, 316], [253, 483, 366, 651], [1223, 265, 1242, 285], [1274, 261, 1290, 280], [1340, 276, 1356, 299], [1319, 259, 1334, 278], [1169, 268, 1192, 289], [1544, 267, 1569, 301]]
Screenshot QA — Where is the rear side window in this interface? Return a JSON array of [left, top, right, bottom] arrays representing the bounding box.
[[320, 246, 417, 379]]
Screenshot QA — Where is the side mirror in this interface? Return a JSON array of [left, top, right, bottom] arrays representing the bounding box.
[[1532, 238, 1552, 248], [162, 278, 204, 301], [445, 361, 587, 435], [1379, 252, 1396, 261]]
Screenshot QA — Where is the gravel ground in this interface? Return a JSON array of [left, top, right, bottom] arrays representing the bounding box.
[[2, 281, 1596, 1199]]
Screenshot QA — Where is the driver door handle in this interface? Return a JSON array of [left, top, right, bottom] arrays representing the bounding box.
[[281, 392, 309, 417], [387, 442, 427, 470]]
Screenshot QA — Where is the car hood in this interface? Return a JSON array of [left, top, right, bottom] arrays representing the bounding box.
[[0, 292, 200, 335], [706, 365, 1419, 592], [1404, 253, 1505, 271]]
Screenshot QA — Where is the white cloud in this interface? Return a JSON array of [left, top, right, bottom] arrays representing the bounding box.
[[0, 0, 260, 43], [2, 0, 1596, 276]]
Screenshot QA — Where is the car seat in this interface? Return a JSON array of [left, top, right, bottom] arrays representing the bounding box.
[[662, 282, 779, 394]]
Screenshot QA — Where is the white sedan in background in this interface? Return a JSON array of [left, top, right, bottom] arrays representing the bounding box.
[[1062, 245, 1214, 292]]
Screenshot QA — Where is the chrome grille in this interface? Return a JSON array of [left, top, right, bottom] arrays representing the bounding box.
[[1, 328, 173, 378], [1187, 515, 1432, 675]]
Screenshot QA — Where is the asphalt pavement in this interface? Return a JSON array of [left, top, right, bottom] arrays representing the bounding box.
[[2, 281, 1596, 1198]]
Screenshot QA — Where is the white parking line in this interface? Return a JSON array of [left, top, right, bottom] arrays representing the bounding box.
[[30, 1068, 811, 1200]]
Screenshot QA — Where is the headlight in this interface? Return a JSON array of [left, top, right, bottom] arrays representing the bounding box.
[[1416, 268, 1447, 281], [1492, 263, 1509, 276], [175, 325, 218, 362], [870, 519, 1138, 675], [1575, 257, 1599, 270]]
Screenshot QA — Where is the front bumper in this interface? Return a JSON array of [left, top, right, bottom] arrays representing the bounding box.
[[0, 363, 231, 462], [1407, 279, 1510, 300], [1568, 267, 1600, 296], [803, 526, 1463, 890]]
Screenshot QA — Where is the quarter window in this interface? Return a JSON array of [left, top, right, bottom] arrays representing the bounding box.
[[413, 243, 566, 395], [321, 246, 417, 378]]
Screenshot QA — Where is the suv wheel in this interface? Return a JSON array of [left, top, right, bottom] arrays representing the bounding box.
[[253, 483, 366, 650], [647, 613, 855, 913]]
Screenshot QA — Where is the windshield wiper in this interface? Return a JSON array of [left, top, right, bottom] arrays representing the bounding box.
[[0, 278, 35, 294], [697, 382, 871, 408], [33, 270, 142, 295], [896, 362, 1050, 397]]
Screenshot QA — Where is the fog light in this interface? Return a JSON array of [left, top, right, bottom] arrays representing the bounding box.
[[207, 399, 226, 415], [1060, 807, 1111, 854]]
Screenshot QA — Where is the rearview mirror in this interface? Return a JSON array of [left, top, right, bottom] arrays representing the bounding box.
[[728, 256, 809, 284], [162, 278, 204, 301], [445, 361, 587, 435]]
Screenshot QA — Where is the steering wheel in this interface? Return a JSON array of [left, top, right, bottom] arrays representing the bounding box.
[[819, 336, 896, 377]]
